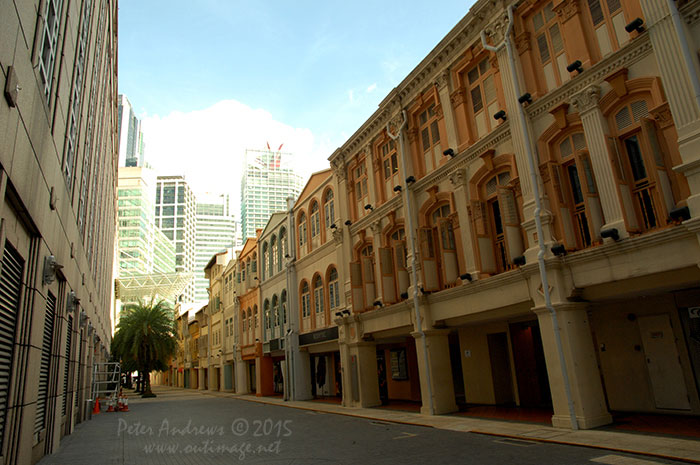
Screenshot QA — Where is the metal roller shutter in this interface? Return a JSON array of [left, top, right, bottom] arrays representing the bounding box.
[[62, 316, 72, 416]]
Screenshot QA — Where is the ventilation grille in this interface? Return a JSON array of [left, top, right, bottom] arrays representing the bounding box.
[[0, 244, 24, 450], [62, 316, 72, 416], [35, 292, 56, 434]]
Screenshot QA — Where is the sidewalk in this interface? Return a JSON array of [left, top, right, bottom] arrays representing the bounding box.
[[171, 386, 700, 464]]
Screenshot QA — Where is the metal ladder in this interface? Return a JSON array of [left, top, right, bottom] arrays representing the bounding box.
[[90, 362, 121, 406]]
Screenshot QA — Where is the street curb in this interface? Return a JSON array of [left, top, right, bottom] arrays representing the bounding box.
[[469, 431, 700, 464], [159, 388, 700, 464], [198, 390, 437, 429]]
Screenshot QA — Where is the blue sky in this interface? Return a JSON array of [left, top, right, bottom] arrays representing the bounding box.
[[118, 0, 476, 214]]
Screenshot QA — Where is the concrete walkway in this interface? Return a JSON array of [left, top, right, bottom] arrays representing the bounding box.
[[179, 386, 700, 464]]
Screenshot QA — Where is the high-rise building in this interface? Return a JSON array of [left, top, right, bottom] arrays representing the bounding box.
[[117, 94, 145, 167], [241, 149, 303, 239], [1, 0, 118, 459], [117, 167, 175, 277], [155, 176, 197, 301], [194, 192, 237, 301]]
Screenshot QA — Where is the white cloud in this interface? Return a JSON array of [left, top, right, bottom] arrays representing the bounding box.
[[366, 83, 377, 93], [347, 89, 354, 103], [140, 100, 331, 220]]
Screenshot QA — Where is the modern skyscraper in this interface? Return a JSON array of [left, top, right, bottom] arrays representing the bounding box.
[[117, 94, 145, 167], [155, 175, 197, 301], [241, 149, 303, 239], [117, 167, 176, 277], [194, 193, 237, 301]]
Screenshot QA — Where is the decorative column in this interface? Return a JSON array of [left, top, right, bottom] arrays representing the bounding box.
[[435, 71, 459, 151], [449, 168, 477, 276], [534, 302, 612, 429], [572, 85, 630, 237], [370, 219, 384, 305], [640, 0, 700, 219], [331, 152, 354, 311], [411, 329, 458, 415]]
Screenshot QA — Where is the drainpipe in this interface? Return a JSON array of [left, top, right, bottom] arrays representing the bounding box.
[[386, 110, 435, 415], [667, 0, 700, 115], [285, 197, 297, 401], [481, 4, 578, 430]]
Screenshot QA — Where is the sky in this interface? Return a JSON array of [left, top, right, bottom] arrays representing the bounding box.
[[118, 0, 477, 219]]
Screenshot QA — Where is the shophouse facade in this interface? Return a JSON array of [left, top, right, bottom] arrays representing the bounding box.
[[234, 235, 261, 393], [326, 0, 700, 429]]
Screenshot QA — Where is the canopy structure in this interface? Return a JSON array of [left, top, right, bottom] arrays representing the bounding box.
[[116, 271, 193, 302]]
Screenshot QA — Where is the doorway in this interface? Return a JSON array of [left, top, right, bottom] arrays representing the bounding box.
[[448, 333, 466, 408], [487, 332, 515, 405], [509, 321, 551, 407], [638, 314, 691, 410], [376, 350, 388, 404], [248, 362, 256, 393]]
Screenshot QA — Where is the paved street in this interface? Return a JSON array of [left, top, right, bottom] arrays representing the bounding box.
[[37, 387, 689, 465]]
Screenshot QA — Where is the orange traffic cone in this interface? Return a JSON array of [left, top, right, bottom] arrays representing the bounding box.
[[92, 398, 100, 415], [120, 396, 129, 412]]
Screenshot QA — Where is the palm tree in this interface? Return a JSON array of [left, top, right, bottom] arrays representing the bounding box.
[[112, 298, 177, 398]]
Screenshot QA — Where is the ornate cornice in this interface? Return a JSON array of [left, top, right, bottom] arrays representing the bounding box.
[[553, 0, 579, 22], [526, 35, 652, 119]]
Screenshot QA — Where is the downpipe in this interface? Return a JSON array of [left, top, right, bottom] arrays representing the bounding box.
[[481, 4, 578, 430], [387, 110, 435, 415]]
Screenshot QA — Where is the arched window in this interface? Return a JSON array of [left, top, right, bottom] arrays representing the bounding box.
[[261, 243, 268, 281], [324, 190, 335, 229], [242, 310, 247, 332], [472, 170, 524, 274], [350, 244, 375, 312], [281, 290, 287, 325], [272, 295, 279, 327], [465, 57, 501, 140], [241, 262, 245, 282], [328, 267, 340, 310], [245, 258, 250, 282], [264, 299, 271, 332], [420, 204, 458, 291], [253, 305, 258, 329], [310, 202, 320, 241], [351, 160, 369, 218], [246, 308, 252, 343], [387, 228, 408, 301], [610, 98, 675, 232], [552, 132, 602, 248], [252, 252, 257, 273], [280, 228, 288, 265], [301, 281, 311, 328], [270, 235, 277, 277], [298, 213, 307, 250], [313, 275, 325, 327]]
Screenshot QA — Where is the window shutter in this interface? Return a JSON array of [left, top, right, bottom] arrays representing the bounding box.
[[419, 228, 440, 291], [0, 244, 23, 449], [497, 187, 524, 261], [350, 262, 364, 312], [393, 242, 409, 298], [379, 247, 396, 304], [35, 292, 56, 434], [361, 256, 375, 309], [438, 219, 458, 285], [641, 118, 675, 214], [606, 136, 627, 183]]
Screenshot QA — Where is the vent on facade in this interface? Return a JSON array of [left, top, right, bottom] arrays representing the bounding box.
[[62, 316, 73, 416], [35, 292, 56, 435], [0, 243, 24, 450]]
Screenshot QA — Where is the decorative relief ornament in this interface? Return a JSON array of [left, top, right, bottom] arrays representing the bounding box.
[[332, 228, 343, 244], [554, 0, 580, 22], [435, 71, 449, 90], [449, 168, 467, 188], [484, 14, 510, 46], [515, 32, 531, 54], [571, 85, 601, 113], [369, 220, 382, 235]]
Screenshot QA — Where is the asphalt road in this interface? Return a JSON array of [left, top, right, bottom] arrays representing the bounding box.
[[38, 388, 686, 465]]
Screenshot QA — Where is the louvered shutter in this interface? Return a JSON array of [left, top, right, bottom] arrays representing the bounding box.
[[350, 262, 363, 312], [379, 248, 396, 305], [361, 256, 375, 309], [419, 228, 439, 291], [438, 219, 458, 285], [497, 187, 524, 261], [641, 118, 675, 215], [0, 244, 24, 449], [393, 242, 409, 298], [35, 292, 56, 434], [62, 316, 72, 416]]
